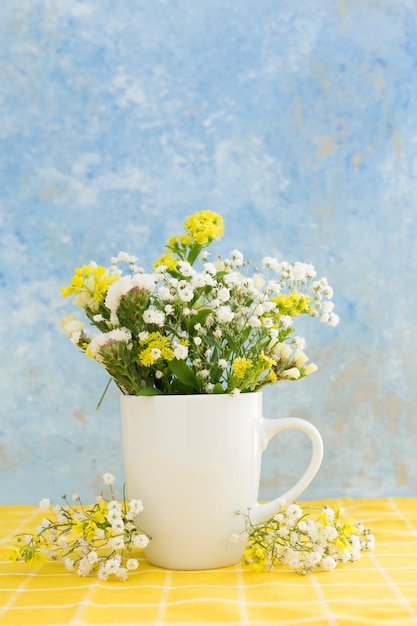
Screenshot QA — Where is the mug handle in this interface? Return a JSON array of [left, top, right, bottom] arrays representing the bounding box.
[[249, 417, 324, 525]]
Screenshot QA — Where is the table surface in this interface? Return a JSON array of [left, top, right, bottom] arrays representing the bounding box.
[[1, 498, 417, 626]]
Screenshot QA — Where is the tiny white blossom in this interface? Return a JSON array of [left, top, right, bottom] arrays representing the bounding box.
[[102, 473, 115, 486], [39, 498, 50, 512], [133, 534, 150, 549]]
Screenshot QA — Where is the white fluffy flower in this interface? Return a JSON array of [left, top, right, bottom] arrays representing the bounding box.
[[102, 473, 115, 486], [143, 306, 165, 326], [133, 534, 150, 549], [321, 556, 337, 571], [178, 286, 194, 302], [39, 498, 50, 512], [128, 499, 144, 515], [89, 329, 132, 358], [216, 305, 234, 323], [217, 287, 231, 302], [173, 344, 188, 360]]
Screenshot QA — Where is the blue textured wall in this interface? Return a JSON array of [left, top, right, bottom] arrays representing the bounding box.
[[1, 1, 417, 503]]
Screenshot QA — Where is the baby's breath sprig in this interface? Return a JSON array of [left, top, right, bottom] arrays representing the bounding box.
[[241, 502, 375, 574], [6, 474, 150, 581]]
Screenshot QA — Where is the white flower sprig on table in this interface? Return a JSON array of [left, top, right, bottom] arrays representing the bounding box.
[[240, 502, 375, 574], [7, 474, 150, 581], [61, 210, 339, 399]]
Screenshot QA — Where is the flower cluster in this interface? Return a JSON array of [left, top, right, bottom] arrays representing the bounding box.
[[241, 502, 375, 574], [6, 474, 150, 581], [61, 210, 339, 396]]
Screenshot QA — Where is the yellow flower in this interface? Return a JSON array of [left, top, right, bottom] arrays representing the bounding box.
[[272, 291, 313, 318], [153, 253, 178, 271], [232, 357, 253, 379], [139, 332, 174, 366], [343, 518, 358, 537], [183, 210, 224, 245], [61, 264, 119, 308], [167, 234, 193, 249]]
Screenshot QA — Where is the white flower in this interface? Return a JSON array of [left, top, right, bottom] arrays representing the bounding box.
[[61, 315, 85, 338], [64, 557, 75, 571], [87, 551, 99, 564], [248, 315, 261, 328], [155, 370, 163, 379], [128, 499, 144, 515], [203, 262, 217, 275], [281, 367, 300, 380], [178, 286, 194, 302], [293, 349, 308, 366], [279, 315, 293, 328], [39, 498, 50, 512], [293, 336, 306, 349], [323, 525, 338, 540], [218, 359, 227, 369], [193, 336, 202, 346], [109, 536, 125, 551], [150, 347, 161, 360], [216, 305, 234, 323], [143, 306, 165, 326], [178, 261, 196, 277], [328, 313, 340, 327], [217, 287, 231, 302], [77, 557, 94, 577], [262, 256, 280, 271], [126, 559, 139, 570], [133, 534, 150, 549], [173, 344, 188, 360], [321, 556, 337, 571], [102, 473, 115, 486], [303, 363, 318, 375], [89, 329, 132, 358]]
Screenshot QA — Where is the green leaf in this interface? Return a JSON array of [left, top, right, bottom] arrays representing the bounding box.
[[213, 383, 224, 394], [168, 359, 197, 387], [136, 387, 162, 396]]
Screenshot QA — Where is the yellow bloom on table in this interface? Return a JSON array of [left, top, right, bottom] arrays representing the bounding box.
[[183, 210, 224, 245]]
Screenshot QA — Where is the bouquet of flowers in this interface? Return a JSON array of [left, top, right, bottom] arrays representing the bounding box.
[[61, 211, 339, 397]]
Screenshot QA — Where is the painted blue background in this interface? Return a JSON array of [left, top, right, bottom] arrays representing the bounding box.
[[1, 1, 416, 503]]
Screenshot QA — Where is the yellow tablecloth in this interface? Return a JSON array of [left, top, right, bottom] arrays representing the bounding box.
[[1, 498, 416, 626]]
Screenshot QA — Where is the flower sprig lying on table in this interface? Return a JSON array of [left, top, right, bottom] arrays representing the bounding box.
[[7, 475, 374, 579], [6, 474, 150, 581], [241, 501, 375, 574], [61, 210, 339, 399]]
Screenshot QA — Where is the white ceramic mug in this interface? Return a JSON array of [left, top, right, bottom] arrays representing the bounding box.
[[120, 392, 323, 570]]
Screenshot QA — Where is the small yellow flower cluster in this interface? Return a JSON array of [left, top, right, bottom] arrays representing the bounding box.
[[270, 291, 313, 319], [139, 332, 175, 367], [6, 475, 150, 581], [61, 264, 119, 310], [242, 502, 375, 574], [183, 210, 224, 245]]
